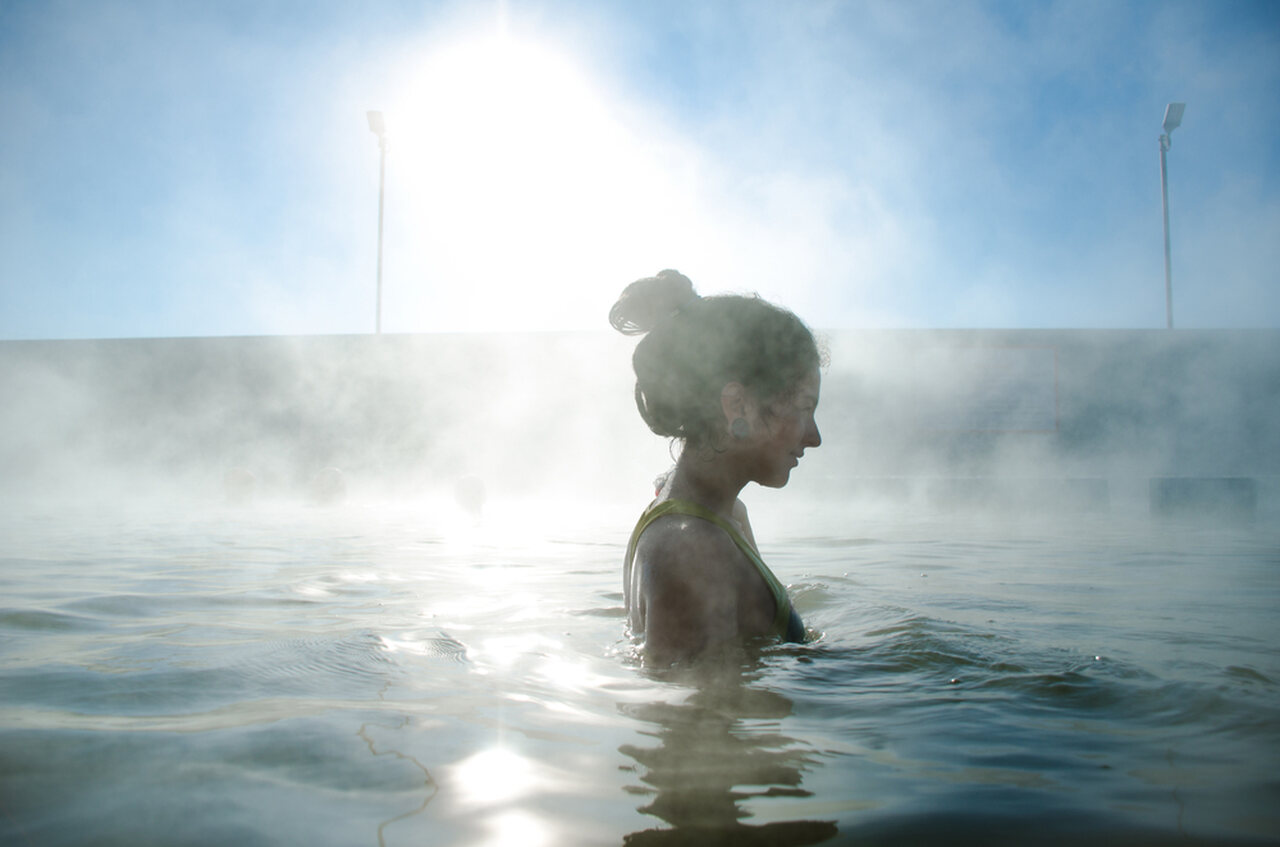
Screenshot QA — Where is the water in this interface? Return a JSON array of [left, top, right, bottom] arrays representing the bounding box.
[[1, 495, 1277, 845]]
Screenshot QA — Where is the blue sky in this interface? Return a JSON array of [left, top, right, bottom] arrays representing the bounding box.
[[1, 0, 1277, 338]]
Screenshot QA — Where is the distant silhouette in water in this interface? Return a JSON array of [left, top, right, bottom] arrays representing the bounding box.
[[309, 467, 347, 506], [222, 466, 256, 505], [453, 475, 487, 517], [611, 269, 824, 666]]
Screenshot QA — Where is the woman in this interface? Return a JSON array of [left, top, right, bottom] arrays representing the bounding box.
[[610, 270, 823, 665]]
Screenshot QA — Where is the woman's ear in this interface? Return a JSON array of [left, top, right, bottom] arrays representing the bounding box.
[[720, 382, 748, 424]]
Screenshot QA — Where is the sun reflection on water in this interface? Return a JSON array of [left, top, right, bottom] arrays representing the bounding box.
[[448, 748, 558, 846], [453, 747, 537, 806], [480, 809, 553, 847]]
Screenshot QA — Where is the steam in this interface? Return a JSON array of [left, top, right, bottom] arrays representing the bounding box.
[[1, 328, 1274, 529], [0, 333, 671, 512]]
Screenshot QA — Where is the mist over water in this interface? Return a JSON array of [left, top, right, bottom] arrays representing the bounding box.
[[1, 329, 1278, 844], [2, 328, 1276, 516], [0, 333, 663, 510]]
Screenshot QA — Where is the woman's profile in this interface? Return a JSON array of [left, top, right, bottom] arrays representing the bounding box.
[[610, 269, 823, 666]]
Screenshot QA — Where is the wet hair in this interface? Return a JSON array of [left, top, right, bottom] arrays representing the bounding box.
[[609, 269, 822, 447]]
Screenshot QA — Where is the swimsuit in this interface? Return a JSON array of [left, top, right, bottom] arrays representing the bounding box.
[[624, 498, 806, 643]]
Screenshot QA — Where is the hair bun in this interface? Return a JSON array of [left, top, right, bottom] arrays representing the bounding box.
[[609, 269, 700, 335]]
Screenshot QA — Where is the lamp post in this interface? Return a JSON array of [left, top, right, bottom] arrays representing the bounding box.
[[1159, 102, 1185, 329], [367, 110, 387, 334]]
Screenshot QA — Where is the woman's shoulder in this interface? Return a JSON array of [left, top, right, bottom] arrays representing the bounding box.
[[634, 511, 745, 581]]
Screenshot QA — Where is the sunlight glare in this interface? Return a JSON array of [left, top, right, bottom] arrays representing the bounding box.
[[453, 746, 537, 806], [536, 653, 592, 693], [482, 810, 554, 847], [382, 29, 702, 331]]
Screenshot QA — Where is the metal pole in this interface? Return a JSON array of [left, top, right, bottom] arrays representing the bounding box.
[[375, 135, 386, 335], [1159, 132, 1173, 329]]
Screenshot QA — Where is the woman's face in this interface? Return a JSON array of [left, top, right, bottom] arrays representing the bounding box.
[[745, 367, 822, 488]]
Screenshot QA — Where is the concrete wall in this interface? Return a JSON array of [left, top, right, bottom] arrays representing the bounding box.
[[2, 330, 1276, 513], [809, 329, 1280, 517], [0, 333, 646, 501]]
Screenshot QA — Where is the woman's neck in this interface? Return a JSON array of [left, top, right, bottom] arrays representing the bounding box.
[[664, 448, 746, 519]]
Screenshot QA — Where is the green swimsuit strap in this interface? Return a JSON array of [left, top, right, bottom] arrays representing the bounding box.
[[625, 498, 793, 637]]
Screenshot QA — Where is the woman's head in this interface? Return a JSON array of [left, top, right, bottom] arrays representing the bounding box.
[[609, 270, 823, 449]]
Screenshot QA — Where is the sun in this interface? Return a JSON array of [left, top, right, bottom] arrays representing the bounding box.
[[378, 28, 703, 332]]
